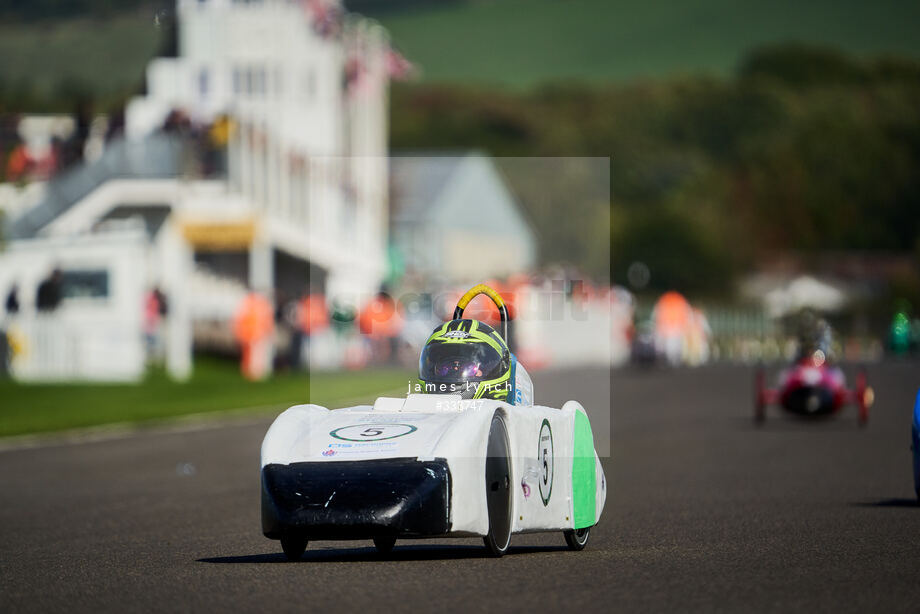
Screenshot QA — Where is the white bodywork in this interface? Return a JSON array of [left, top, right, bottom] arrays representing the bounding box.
[[261, 393, 607, 537]]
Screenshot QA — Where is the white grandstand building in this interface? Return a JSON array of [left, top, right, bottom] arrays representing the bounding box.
[[0, 0, 390, 381]]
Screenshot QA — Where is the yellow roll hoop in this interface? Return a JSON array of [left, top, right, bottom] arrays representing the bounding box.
[[456, 284, 505, 310], [453, 284, 510, 343]]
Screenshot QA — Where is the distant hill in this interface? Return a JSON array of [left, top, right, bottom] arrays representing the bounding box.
[[360, 0, 920, 88]]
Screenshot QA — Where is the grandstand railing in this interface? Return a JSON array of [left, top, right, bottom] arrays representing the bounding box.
[[6, 135, 189, 240]]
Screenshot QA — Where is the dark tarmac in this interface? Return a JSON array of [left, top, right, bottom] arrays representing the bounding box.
[[2, 362, 919, 612]]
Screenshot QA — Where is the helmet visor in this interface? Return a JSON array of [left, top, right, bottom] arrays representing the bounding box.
[[419, 341, 505, 386]]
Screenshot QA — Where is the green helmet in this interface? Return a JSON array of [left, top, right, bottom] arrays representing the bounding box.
[[419, 319, 511, 400]]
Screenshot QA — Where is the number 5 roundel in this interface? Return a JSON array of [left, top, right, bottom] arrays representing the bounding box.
[[330, 424, 417, 441], [538, 419, 554, 505]]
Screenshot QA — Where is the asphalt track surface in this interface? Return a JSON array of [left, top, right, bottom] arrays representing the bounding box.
[[2, 362, 919, 612]]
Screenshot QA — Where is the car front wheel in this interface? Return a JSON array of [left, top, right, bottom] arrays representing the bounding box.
[[281, 534, 307, 561], [563, 527, 590, 551]]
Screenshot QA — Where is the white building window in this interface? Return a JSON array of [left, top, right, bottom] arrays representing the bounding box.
[[232, 67, 242, 94], [198, 68, 209, 98], [274, 66, 283, 96], [61, 270, 109, 300], [255, 67, 266, 97]]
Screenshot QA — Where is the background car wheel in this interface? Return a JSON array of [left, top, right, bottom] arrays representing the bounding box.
[[856, 369, 871, 427], [754, 367, 766, 424], [373, 536, 396, 554], [280, 534, 307, 561], [483, 414, 512, 557], [564, 527, 590, 551]]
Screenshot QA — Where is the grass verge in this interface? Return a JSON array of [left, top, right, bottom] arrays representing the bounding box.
[[0, 357, 413, 438]]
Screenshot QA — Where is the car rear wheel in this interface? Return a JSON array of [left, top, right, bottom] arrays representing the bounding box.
[[563, 527, 590, 551], [373, 536, 396, 554], [280, 534, 307, 561], [483, 414, 512, 557]]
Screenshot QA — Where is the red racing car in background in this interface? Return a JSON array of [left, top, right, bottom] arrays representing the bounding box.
[[755, 348, 874, 426]]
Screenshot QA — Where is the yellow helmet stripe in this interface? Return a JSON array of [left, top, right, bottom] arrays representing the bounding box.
[[427, 329, 503, 353], [425, 323, 505, 354]]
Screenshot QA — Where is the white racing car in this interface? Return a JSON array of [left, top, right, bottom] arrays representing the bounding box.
[[261, 284, 607, 559]]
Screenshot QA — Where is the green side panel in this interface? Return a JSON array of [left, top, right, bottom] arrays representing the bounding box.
[[572, 409, 597, 529]]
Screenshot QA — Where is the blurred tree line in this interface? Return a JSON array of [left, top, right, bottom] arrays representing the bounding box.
[[344, 0, 466, 13], [391, 44, 920, 295]]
